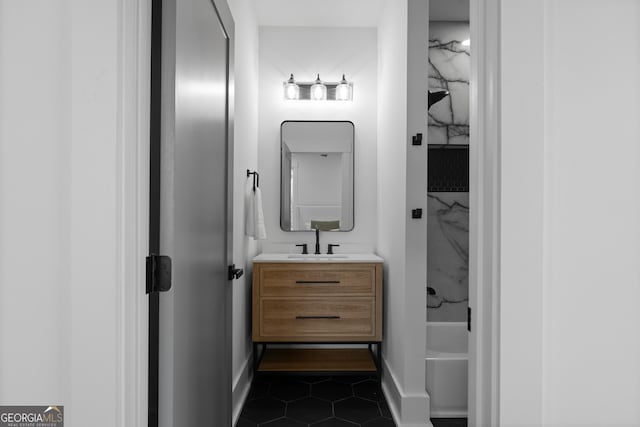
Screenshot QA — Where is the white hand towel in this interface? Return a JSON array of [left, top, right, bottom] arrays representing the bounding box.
[[245, 188, 255, 237], [245, 187, 267, 240], [253, 187, 267, 240]]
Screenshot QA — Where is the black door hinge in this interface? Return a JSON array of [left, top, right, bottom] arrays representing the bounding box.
[[467, 307, 472, 332], [228, 264, 244, 280], [146, 254, 172, 294]]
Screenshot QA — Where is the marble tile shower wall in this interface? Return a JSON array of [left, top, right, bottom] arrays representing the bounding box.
[[428, 22, 470, 322], [427, 193, 469, 321], [428, 22, 470, 146]]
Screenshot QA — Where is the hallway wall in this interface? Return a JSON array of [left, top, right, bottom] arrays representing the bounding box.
[[499, 1, 640, 425], [0, 0, 73, 407], [0, 1, 139, 425]]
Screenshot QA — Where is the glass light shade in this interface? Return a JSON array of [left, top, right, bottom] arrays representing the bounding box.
[[310, 74, 327, 100], [461, 39, 470, 47], [335, 74, 352, 101], [283, 74, 299, 100]]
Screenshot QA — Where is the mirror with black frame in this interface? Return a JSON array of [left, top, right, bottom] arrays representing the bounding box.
[[280, 120, 354, 232]]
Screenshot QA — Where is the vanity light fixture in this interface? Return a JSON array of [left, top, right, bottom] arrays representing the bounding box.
[[310, 74, 327, 100], [283, 74, 353, 101], [283, 74, 299, 100], [335, 74, 353, 101]]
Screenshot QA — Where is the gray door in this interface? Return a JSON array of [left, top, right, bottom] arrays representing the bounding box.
[[149, 0, 235, 425]]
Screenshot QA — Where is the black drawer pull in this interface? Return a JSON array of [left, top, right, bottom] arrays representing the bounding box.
[[295, 280, 340, 284], [295, 315, 341, 319]]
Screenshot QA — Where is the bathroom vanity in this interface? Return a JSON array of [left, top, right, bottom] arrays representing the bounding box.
[[252, 253, 383, 378]]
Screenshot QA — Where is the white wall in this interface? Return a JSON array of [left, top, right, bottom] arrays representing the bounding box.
[[0, 0, 145, 426], [500, 1, 640, 426], [500, 1, 545, 424], [227, 0, 260, 422], [258, 26, 378, 253], [0, 0, 73, 407], [377, 0, 429, 425], [404, 0, 429, 406]]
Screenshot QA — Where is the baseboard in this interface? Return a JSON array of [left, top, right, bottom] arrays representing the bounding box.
[[381, 365, 403, 426], [381, 358, 432, 427], [232, 355, 253, 426]]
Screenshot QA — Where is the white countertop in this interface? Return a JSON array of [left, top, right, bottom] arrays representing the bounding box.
[[253, 253, 384, 263]]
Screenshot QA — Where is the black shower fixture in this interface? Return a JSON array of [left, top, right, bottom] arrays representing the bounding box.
[[428, 89, 450, 110]]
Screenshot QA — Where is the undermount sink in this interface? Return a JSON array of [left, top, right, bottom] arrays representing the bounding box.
[[253, 253, 384, 263], [287, 254, 349, 260]]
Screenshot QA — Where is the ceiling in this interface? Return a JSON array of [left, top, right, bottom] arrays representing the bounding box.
[[250, 0, 469, 28], [251, 0, 387, 27], [430, 0, 469, 21]]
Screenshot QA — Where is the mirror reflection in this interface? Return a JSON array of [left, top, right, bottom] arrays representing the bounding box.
[[280, 121, 354, 232]]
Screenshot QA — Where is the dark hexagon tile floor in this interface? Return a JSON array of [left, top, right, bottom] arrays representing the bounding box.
[[430, 419, 467, 427], [262, 419, 307, 427], [237, 375, 395, 427], [362, 418, 396, 426], [270, 379, 311, 402], [353, 380, 384, 402], [311, 418, 357, 427], [311, 380, 353, 401], [288, 397, 333, 424], [334, 397, 380, 424], [237, 374, 468, 427]]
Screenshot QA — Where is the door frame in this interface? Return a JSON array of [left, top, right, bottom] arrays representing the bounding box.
[[117, 0, 502, 425], [468, 0, 501, 425], [119, 0, 151, 426], [117, 0, 235, 425]]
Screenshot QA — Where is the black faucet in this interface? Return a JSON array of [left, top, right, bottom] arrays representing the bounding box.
[[295, 244, 308, 254], [314, 228, 321, 254], [327, 244, 340, 255]]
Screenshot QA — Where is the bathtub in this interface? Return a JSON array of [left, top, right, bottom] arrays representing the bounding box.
[[425, 322, 468, 418]]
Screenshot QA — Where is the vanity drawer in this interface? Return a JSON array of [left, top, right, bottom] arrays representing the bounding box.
[[258, 264, 375, 297], [258, 298, 376, 341]]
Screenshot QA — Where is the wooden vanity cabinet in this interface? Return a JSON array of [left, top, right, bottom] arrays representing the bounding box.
[[252, 261, 383, 374]]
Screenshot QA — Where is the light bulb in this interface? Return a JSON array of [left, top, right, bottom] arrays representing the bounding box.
[[461, 39, 470, 47], [283, 74, 299, 100], [310, 74, 327, 100], [335, 74, 352, 101]]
